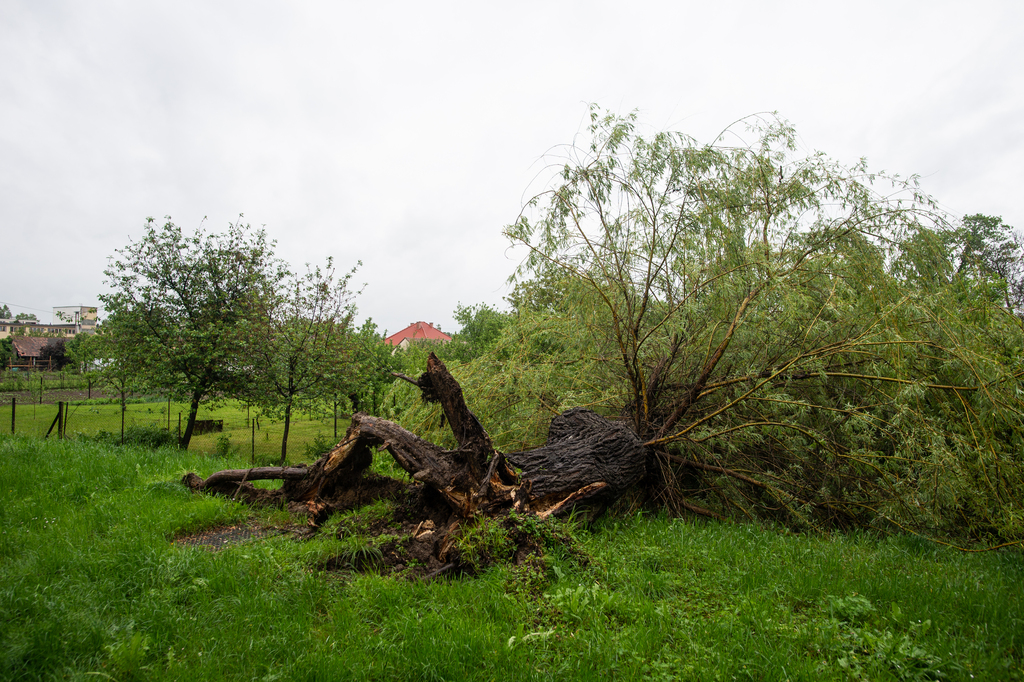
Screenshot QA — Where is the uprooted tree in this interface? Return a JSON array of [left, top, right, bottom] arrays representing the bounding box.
[[185, 352, 647, 570], [188, 108, 1024, 554], [397, 109, 1024, 545]]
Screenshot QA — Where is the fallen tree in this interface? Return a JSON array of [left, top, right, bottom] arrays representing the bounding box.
[[184, 353, 647, 568]]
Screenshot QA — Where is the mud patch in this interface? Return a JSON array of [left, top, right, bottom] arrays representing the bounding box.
[[173, 522, 280, 550]]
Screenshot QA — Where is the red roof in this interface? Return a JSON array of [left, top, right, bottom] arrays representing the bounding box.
[[384, 321, 452, 346]]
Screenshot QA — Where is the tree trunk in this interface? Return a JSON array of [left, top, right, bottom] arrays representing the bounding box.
[[120, 389, 126, 446], [280, 397, 292, 466], [180, 392, 202, 449]]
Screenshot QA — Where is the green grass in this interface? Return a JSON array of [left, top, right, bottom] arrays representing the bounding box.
[[1, 435, 1021, 681], [0, 399, 348, 463]]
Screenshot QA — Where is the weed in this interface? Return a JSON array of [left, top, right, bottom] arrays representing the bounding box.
[[303, 432, 336, 459], [214, 434, 232, 457], [453, 516, 514, 572], [104, 630, 153, 679], [545, 582, 617, 623], [334, 544, 385, 572]]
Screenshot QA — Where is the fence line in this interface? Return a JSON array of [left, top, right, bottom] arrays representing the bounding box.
[[0, 397, 347, 463]]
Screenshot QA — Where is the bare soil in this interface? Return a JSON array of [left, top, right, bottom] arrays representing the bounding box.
[[173, 522, 294, 550]]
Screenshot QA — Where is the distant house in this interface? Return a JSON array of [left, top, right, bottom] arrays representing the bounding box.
[[384, 321, 452, 350], [10, 337, 54, 369]]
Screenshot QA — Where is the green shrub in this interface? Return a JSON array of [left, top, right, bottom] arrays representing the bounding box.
[[87, 425, 177, 449], [215, 433, 232, 457], [303, 432, 336, 459]]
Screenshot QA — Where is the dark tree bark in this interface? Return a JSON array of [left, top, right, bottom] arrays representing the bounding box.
[[184, 353, 648, 524], [504, 407, 646, 510]]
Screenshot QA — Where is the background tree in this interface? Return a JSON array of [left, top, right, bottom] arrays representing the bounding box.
[[101, 217, 278, 449], [345, 319, 398, 417], [65, 332, 103, 398], [0, 304, 11, 318], [946, 214, 1024, 311], [91, 323, 145, 444], [244, 259, 358, 463], [0, 338, 12, 368], [39, 339, 71, 371], [444, 303, 511, 363]]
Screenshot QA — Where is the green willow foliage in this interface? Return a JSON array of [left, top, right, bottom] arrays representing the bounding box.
[[394, 109, 1024, 544]]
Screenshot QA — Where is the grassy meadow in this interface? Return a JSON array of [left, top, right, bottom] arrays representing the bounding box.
[[1, 435, 1021, 681], [0, 398, 348, 462]]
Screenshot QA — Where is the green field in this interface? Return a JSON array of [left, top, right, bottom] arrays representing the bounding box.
[[0, 398, 349, 462], [1, 435, 1021, 681]]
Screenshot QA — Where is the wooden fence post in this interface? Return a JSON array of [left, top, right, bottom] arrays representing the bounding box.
[[45, 402, 62, 439]]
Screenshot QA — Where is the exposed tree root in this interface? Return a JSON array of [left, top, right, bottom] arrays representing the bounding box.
[[183, 353, 648, 573]]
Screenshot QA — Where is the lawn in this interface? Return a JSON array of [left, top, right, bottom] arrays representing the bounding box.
[[0, 398, 348, 462], [1, 435, 1020, 681]]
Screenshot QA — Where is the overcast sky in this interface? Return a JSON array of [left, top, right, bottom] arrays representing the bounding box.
[[1, 1, 1021, 335]]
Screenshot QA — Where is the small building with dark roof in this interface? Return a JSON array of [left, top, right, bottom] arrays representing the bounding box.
[[10, 337, 54, 368]]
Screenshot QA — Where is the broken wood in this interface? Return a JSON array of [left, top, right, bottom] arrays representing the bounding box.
[[183, 352, 649, 569]]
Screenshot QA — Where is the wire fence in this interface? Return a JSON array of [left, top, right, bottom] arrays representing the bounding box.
[[0, 393, 349, 464]]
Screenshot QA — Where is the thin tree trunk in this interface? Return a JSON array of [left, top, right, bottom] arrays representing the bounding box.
[[280, 398, 292, 466], [120, 389, 126, 445], [180, 392, 202, 449]]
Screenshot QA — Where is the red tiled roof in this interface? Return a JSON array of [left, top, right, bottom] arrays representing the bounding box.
[[384, 321, 452, 346]]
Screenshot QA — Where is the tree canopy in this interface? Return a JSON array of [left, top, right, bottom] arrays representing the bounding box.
[[100, 217, 280, 448], [242, 259, 360, 463]]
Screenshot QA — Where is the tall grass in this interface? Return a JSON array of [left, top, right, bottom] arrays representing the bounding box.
[[1, 435, 1021, 680]]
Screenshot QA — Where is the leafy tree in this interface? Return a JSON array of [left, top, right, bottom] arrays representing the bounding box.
[[65, 332, 104, 397], [484, 108, 1024, 541], [346, 319, 399, 416], [948, 214, 1023, 310], [0, 304, 11, 318], [101, 217, 279, 449], [39, 338, 71, 371], [0, 337, 12, 367], [243, 259, 358, 463], [14, 313, 37, 321], [93, 326, 145, 445], [446, 303, 511, 362]]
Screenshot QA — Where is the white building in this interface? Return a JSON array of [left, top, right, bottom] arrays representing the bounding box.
[[0, 305, 98, 340]]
